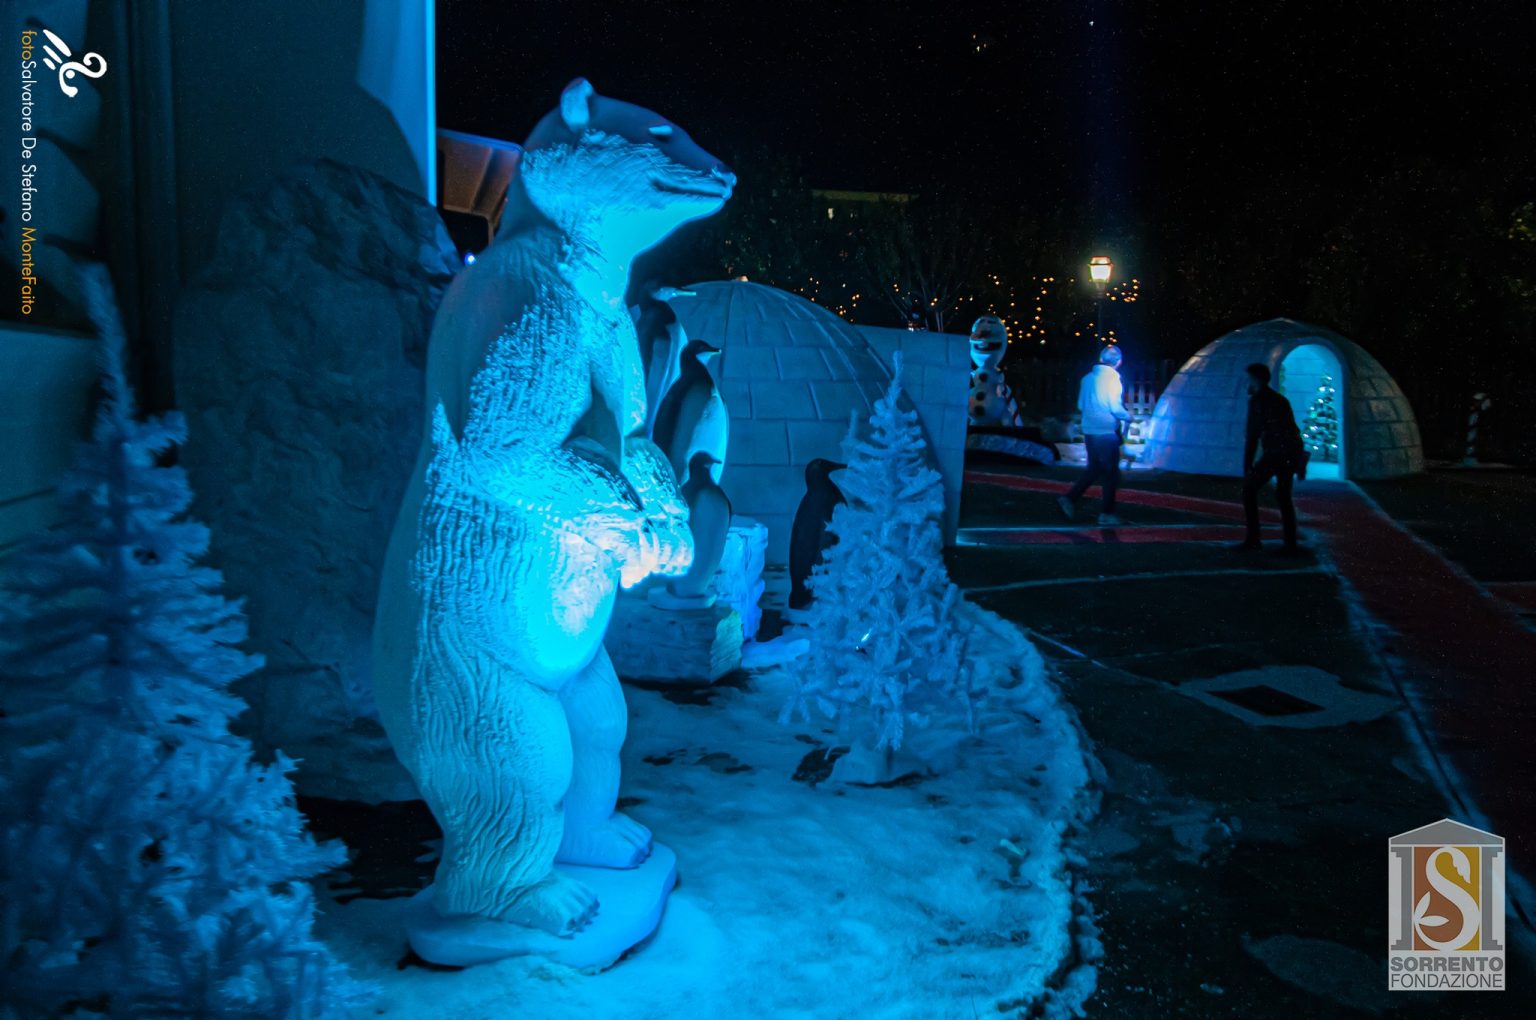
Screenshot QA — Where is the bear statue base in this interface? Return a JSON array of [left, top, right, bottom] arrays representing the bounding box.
[[606, 594, 743, 685], [405, 844, 678, 970]]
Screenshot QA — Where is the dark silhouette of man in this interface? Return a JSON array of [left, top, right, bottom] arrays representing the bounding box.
[[1238, 363, 1303, 553], [1058, 345, 1134, 525]]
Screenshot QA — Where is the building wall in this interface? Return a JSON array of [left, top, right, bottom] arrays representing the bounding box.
[[0, 2, 437, 545], [1, 0, 102, 329], [0, 323, 97, 548], [168, 0, 432, 271]]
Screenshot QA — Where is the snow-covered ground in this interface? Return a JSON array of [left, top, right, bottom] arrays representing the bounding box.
[[319, 605, 1099, 1019]]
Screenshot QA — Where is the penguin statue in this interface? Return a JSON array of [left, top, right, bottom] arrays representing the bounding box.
[[788, 458, 847, 610], [653, 338, 728, 484], [632, 284, 695, 437], [648, 451, 732, 610]]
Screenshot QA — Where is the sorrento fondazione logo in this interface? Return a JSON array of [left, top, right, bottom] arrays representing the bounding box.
[[1388, 819, 1506, 991]]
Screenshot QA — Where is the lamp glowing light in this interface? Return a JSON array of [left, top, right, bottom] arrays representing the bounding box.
[[1089, 255, 1113, 286]]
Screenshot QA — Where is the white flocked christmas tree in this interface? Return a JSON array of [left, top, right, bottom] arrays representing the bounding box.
[[782, 356, 981, 781], [0, 268, 366, 1017], [1304, 373, 1340, 463]]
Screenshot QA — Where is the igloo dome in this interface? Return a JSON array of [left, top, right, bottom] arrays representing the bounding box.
[[664, 281, 896, 563], [1145, 318, 1423, 480]]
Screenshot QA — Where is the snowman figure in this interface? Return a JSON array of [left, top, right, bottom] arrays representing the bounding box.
[[967, 314, 1024, 427]]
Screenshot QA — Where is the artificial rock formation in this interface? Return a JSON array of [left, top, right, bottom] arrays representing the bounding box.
[[174, 158, 459, 802]]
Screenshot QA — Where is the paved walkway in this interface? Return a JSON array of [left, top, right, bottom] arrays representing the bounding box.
[[1296, 482, 1536, 921], [967, 468, 1536, 933], [964, 469, 1287, 523], [959, 523, 1284, 546]]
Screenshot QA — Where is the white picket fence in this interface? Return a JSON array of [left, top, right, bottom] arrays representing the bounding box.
[[1067, 373, 1160, 439], [1060, 371, 1163, 468]]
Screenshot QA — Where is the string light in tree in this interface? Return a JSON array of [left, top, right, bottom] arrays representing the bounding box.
[[1105, 278, 1141, 304]]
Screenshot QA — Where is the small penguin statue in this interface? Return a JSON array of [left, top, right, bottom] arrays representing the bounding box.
[[653, 338, 728, 483], [788, 458, 846, 610], [649, 451, 732, 610]]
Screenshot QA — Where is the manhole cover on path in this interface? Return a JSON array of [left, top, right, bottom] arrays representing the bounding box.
[[1179, 667, 1398, 730]]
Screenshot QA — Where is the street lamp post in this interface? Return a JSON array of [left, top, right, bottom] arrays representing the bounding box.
[[1089, 255, 1113, 344]]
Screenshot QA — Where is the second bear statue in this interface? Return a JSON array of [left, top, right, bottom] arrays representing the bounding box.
[[372, 78, 734, 967]]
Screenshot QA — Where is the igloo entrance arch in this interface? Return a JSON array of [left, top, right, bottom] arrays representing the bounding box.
[[1278, 344, 1344, 479]]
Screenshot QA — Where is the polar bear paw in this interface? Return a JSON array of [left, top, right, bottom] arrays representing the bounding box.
[[504, 872, 600, 937], [557, 812, 654, 869]]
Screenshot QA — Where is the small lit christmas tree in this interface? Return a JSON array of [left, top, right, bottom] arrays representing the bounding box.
[[1304, 373, 1339, 463], [782, 356, 980, 780], [0, 267, 366, 1017]]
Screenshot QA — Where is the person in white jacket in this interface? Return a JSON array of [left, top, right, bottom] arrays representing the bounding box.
[[1058, 345, 1135, 525]]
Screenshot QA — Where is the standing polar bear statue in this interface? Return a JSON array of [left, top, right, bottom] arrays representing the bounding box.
[[372, 79, 735, 968]]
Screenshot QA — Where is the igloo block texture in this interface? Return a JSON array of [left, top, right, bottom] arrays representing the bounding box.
[[667, 282, 954, 564], [1146, 318, 1423, 480]]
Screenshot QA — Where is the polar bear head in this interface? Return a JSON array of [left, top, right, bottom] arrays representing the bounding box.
[[516, 79, 735, 260]]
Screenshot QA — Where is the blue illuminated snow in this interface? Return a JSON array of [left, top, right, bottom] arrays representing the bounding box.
[[323, 604, 1098, 1016]]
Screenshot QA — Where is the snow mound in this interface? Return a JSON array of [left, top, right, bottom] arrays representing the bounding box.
[[318, 602, 1098, 1017]]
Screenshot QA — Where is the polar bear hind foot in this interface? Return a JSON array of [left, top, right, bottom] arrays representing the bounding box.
[[504, 871, 601, 937], [556, 811, 653, 869]]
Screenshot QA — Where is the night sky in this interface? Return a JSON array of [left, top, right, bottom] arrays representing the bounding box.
[[438, 0, 1534, 229]]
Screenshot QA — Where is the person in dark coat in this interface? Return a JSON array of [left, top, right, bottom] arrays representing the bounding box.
[[1238, 363, 1303, 553]]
